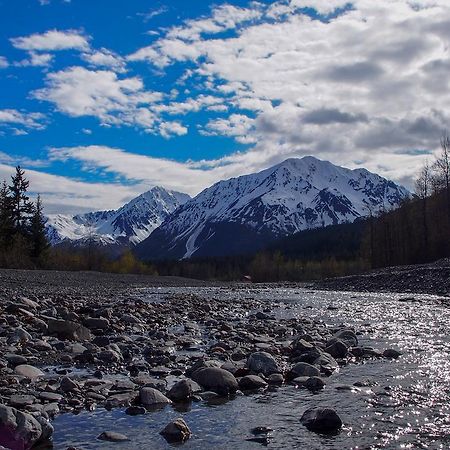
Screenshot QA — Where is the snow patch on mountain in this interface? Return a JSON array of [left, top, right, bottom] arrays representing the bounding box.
[[46, 186, 190, 246]]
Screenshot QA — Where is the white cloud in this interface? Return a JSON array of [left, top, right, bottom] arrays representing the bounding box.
[[159, 121, 188, 139], [0, 109, 46, 131], [34, 66, 163, 131], [0, 162, 142, 215], [125, 0, 450, 187], [81, 48, 127, 72], [0, 56, 9, 69], [16, 51, 54, 67], [11, 29, 89, 52]]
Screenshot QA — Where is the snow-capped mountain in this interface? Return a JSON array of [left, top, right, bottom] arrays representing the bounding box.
[[135, 156, 410, 260], [46, 187, 191, 247]]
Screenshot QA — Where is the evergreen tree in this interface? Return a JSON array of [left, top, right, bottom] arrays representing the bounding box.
[[0, 180, 14, 251], [9, 166, 33, 234], [29, 194, 49, 259]]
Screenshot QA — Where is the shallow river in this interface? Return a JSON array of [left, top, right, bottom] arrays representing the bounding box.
[[53, 287, 450, 449]]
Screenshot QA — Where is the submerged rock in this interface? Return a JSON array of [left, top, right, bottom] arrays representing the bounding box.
[[300, 407, 342, 433], [98, 431, 129, 442]]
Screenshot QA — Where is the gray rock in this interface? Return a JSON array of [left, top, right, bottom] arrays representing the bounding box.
[[289, 362, 320, 379], [192, 367, 238, 396], [83, 317, 110, 330], [47, 318, 91, 341], [267, 373, 284, 385], [98, 431, 129, 442], [239, 375, 268, 390], [334, 329, 358, 347], [60, 376, 79, 393], [325, 338, 349, 358], [300, 407, 342, 433], [0, 404, 46, 449], [247, 351, 279, 376], [125, 406, 146, 416], [160, 418, 191, 443], [9, 394, 36, 408], [383, 348, 402, 359], [14, 364, 44, 380], [167, 379, 200, 402], [5, 354, 27, 367], [139, 387, 171, 406]]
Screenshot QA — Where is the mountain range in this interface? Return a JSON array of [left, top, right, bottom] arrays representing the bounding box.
[[135, 156, 409, 260], [46, 186, 190, 248], [47, 156, 410, 259]]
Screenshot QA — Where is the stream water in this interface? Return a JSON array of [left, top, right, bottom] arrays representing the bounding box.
[[52, 287, 450, 449]]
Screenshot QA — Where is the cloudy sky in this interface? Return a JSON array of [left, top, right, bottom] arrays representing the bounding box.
[[0, 0, 448, 213]]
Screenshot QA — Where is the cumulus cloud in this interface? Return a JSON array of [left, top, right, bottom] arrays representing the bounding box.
[[0, 56, 9, 69], [125, 0, 450, 187], [33, 66, 163, 131], [11, 29, 89, 51], [81, 48, 127, 72], [0, 109, 46, 131]]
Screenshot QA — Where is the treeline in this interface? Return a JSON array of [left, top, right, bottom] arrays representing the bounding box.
[[154, 221, 369, 282], [0, 167, 156, 275], [367, 135, 450, 267]]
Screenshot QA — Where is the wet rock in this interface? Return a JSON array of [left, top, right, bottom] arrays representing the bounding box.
[[192, 367, 239, 396], [300, 407, 342, 434], [98, 431, 129, 442], [247, 351, 279, 376], [14, 364, 44, 380], [267, 373, 284, 385], [0, 404, 46, 449], [239, 375, 268, 391], [288, 362, 320, 379], [47, 318, 91, 341], [60, 376, 79, 393], [125, 406, 146, 416], [333, 329, 358, 347], [167, 379, 200, 402], [383, 349, 402, 359], [160, 418, 191, 443], [325, 338, 348, 358], [139, 387, 171, 406]]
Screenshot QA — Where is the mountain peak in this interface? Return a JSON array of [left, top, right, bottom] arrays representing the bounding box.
[[135, 157, 409, 260]]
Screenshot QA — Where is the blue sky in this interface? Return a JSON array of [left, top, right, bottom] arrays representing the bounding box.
[[0, 0, 448, 213]]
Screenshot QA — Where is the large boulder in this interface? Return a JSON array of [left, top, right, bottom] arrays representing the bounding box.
[[160, 418, 191, 443], [300, 407, 342, 434], [139, 387, 171, 406], [83, 317, 110, 330], [47, 318, 91, 341], [0, 404, 50, 450], [192, 367, 238, 396], [246, 352, 279, 376]]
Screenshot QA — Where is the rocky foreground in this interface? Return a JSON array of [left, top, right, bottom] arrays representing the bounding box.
[[0, 269, 401, 449]]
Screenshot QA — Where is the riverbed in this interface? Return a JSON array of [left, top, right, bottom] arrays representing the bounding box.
[[52, 287, 450, 449]]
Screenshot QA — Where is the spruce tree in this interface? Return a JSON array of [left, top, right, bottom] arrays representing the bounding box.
[[0, 180, 14, 250], [9, 166, 33, 234], [30, 194, 49, 259]]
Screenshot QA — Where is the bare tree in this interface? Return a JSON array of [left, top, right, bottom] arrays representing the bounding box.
[[415, 161, 431, 256], [434, 134, 450, 217]]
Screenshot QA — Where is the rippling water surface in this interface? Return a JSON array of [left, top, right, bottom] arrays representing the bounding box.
[[53, 288, 450, 449]]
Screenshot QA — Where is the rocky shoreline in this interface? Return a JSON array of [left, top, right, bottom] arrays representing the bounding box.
[[313, 258, 450, 296], [0, 269, 401, 449]]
